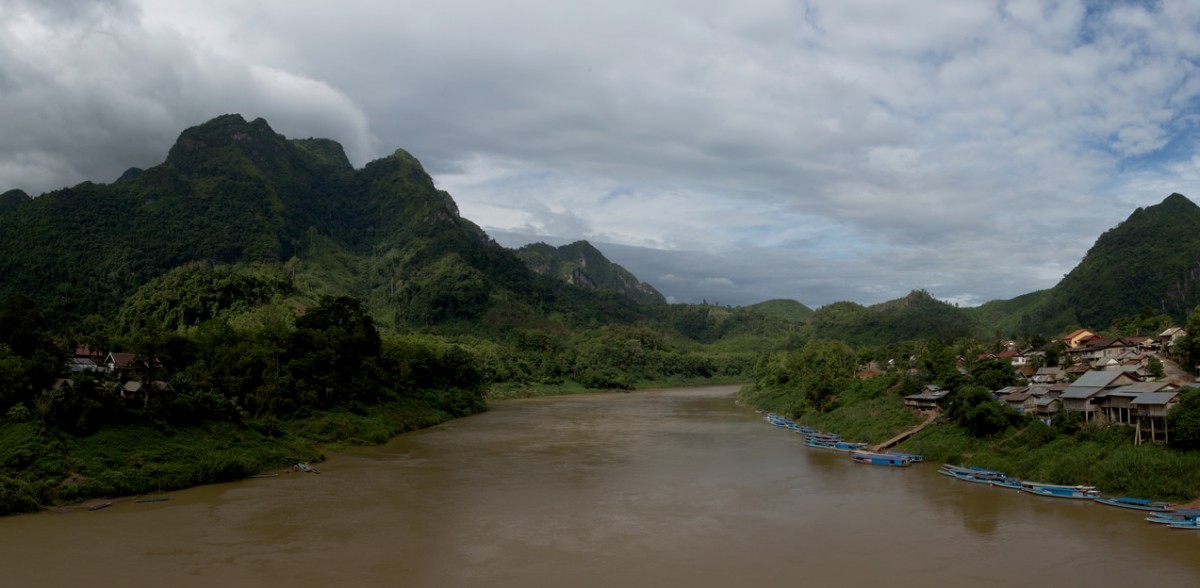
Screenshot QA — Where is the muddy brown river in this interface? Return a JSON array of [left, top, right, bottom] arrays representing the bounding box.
[[2, 385, 1198, 587]]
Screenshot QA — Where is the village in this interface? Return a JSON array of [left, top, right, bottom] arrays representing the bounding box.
[[901, 327, 1195, 445]]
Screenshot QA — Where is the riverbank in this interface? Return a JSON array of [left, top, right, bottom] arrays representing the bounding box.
[[741, 373, 1200, 503], [0, 397, 464, 516]]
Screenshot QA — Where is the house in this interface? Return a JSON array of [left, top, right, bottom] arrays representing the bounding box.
[[1062, 329, 1099, 349], [904, 385, 950, 411], [121, 380, 175, 406], [1003, 389, 1034, 414], [1058, 369, 1141, 422], [1131, 391, 1182, 445], [1030, 367, 1063, 384], [65, 357, 102, 372], [103, 352, 162, 373], [1064, 337, 1136, 366], [1034, 395, 1060, 424], [1095, 381, 1176, 426], [1159, 327, 1187, 350]]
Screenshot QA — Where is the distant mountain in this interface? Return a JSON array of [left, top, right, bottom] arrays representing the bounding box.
[[968, 193, 1200, 335], [0, 189, 28, 216], [514, 240, 666, 305], [0, 115, 647, 332], [745, 298, 813, 321], [806, 290, 978, 346]]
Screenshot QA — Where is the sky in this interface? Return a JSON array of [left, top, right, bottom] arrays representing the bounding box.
[[4, 1, 1200, 308]]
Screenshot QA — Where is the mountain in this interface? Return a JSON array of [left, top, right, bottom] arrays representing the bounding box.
[[0, 189, 28, 216], [0, 115, 646, 333], [515, 240, 666, 305], [806, 290, 977, 346], [745, 299, 813, 321], [968, 193, 1200, 335]]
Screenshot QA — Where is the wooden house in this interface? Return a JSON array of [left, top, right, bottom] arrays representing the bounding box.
[[1059, 370, 1141, 422], [1132, 391, 1181, 445], [904, 385, 950, 411]]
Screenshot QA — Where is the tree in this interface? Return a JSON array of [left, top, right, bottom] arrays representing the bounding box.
[[971, 358, 1018, 391], [1174, 306, 1200, 375], [945, 384, 1019, 437], [1167, 387, 1200, 450]]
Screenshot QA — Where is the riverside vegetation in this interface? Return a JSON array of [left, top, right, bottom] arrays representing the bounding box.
[[741, 334, 1200, 503], [7, 115, 1200, 514]]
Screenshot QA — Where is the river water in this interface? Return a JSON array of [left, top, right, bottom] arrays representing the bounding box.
[[2, 385, 1198, 587]]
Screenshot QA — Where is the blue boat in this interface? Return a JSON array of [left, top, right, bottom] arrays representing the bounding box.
[[990, 478, 1024, 491], [888, 452, 923, 463], [1021, 481, 1100, 499], [1093, 496, 1173, 513], [939, 464, 1006, 484], [851, 451, 916, 466], [1145, 509, 1200, 524], [805, 438, 867, 452]]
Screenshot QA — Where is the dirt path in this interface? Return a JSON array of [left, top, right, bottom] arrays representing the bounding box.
[[870, 411, 939, 451]]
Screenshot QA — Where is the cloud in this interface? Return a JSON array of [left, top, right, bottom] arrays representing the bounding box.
[[5, 0, 1200, 310], [0, 0, 376, 194]]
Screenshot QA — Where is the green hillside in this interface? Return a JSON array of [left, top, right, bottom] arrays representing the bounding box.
[[515, 240, 667, 305], [970, 193, 1200, 335]]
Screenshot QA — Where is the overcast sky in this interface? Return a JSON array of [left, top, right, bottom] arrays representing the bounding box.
[[4, 1, 1200, 308]]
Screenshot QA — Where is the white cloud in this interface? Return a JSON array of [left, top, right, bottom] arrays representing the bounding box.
[[4, 0, 1200, 309]]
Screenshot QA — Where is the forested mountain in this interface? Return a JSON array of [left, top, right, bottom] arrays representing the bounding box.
[[515, 240, 666, 305], [805, 290, 977, 346], [0, 115, 647, 334], [966, 193, 1200, 335], [0, 189, 28, 215]]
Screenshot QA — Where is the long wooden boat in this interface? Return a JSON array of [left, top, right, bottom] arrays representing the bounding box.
[[851, 451, 915, 467], [1020, 481, 1097, 492], [1022, 483, 1101, 500], [805, 438, 867, 452], [1167, 521, 1200, 530], [940, 464, 1006, 484], [1093, 496, 1173, 513], [990, 478, 1024, 491], [134, 496, 169, 503], [88, 502, 112, 511], [1145, 509, 1200, 524]]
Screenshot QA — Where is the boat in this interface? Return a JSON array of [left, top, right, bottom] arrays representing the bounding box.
[[246, 472, 279, 479], [134, 496, 169, 503], [990, 478, 1024, 491], [1167, 521, 1200, 530], [888, 452, 923, 463], [805, 438, 867, 452], [1020, 481, 1097, 492], [939, 464, 1006, 484], [851, 451, 915, 466], [88, 502, 112, 511], [1021, 482, 1101, 500], [1093, 496, 1173, 513], [1145, 509, 1200, 524], [296, 462, 320, 474]]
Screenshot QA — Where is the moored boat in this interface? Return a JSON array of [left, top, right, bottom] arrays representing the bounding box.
[[1145, 509, 1200, 524], [939, 464, 1006, 484], [851, 451, 916, 466], [88, 502, 112, 511], [990, 478, 1024, 490], [1093, 496, 1173, 513], [805, 438, 867, 452], [1022, 482, 1100, 500]]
